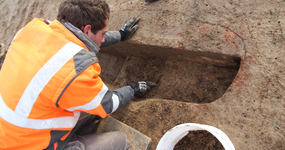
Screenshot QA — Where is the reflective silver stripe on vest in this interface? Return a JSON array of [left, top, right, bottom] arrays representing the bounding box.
[[15, 42, 83, 117], [0, 94, 80, 129], [66, 83, 108, 111], [111, 94, 119, 113]]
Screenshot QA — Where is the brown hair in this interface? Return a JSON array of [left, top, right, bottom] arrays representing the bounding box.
[[57, 0, 110, 34]]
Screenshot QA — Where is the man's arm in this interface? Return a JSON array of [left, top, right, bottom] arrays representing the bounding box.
[[100, 15, 140, 48], [100, 31, 121, 48], [57, 63, 155, 118]]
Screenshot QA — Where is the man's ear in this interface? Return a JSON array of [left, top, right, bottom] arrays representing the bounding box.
[[83, 25, 92, 36]]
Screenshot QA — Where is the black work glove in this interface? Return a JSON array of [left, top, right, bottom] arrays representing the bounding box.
[[119, 15, 140, 41], [128, 81, 157, 97]]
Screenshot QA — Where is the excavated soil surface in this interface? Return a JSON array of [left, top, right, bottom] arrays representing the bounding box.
[[98, 49, 239, 103], [3, 0, 285, 149], [98, 44, 240, 149]]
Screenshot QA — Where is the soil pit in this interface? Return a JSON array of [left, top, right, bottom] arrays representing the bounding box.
[[97, 43, 240, 149], [98, 43, 240, 103]]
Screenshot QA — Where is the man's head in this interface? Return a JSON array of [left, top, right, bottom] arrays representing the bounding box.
[[57, 0, 110, 47]]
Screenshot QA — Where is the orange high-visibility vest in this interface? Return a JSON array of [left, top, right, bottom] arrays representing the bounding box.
[[0, 18, 124, 150]]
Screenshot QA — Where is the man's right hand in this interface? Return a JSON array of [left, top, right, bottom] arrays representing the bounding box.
[[128, 81, 156, 97]]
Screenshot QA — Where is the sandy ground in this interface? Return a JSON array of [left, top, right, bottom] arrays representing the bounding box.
[[1, 0, 285, 150]]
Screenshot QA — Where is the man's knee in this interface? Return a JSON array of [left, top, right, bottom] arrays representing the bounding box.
[[112, 131, 130, 150], [66, 131, 130, 150], [92, 131, 130, 150], [64, 141, 84, 150]]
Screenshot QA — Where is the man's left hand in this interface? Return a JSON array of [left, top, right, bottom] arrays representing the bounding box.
[[119, 15, 140, 41]]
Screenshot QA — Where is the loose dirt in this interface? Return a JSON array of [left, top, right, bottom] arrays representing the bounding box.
[[98, 49, 239, 104], [174, 131, 224, 150], [99, 46, 239, 149]]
